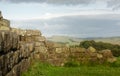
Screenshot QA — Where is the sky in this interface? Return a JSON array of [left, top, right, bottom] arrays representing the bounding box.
[[0, 0, 120, 38]]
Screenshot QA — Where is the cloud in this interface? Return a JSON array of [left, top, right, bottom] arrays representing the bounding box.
[[11, 14, 120, 37], [6, 0, 45, 3], [1, 0, 120, 10], [46, 0, 95, 5], [107, 0, 120, 10], [9, 10, 119, 20], [1, 0, 95, 5]]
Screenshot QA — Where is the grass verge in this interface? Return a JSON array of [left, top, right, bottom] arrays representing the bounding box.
[[22, 59, 120, 76]]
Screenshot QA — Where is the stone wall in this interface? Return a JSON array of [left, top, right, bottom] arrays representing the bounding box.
[[0, 29, 47, 76], [0, 12, 47, 76], [0, 31, 47, 76], [46, 42, 116, 66]]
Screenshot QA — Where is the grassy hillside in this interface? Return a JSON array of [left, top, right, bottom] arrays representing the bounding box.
[[47, 36, 82, 46], [94, 37, 120, 45], [47, 36, 120, 45]]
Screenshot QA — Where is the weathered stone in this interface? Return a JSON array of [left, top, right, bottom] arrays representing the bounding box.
[[0, 11, 10, 30], [0, 31, 19, 53], [34, 36, 46, 42], [0, 71, 2, 76], [55, 48, 63, 53], [25, 36, 32, 42], [2, 55, 8, 76], [11, 32, 19, 50], [97, 53, 103, 59], [88, 46, 96, 53], [0, 25, 10, 30], [46, 41, 117, 66], [26, 30, 41, 36], [0, 11, 48, 76], [70, 47, 86, 53], [100, 49, 114, 58], [26, 43, 34, 52], [0, 56, 4, 71], [0, 32, 2, 52], [35, 46, 47, 53], [55, 48, 69, 54], [0, 11, 3, 19], [35, 42, 45, 47], [12, 28, 26, 36], [0, 19, 10, 30], [12, 28, 41, 36], [13, 51, 19, 65]]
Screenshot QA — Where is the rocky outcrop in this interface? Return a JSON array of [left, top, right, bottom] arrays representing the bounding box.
[[0, 12, 47, 76]]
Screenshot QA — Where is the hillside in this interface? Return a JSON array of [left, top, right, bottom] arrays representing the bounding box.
[[47, 36, 120, 45], [47, 36, 83, 46]]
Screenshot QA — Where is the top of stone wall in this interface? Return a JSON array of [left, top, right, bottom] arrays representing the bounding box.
[[12, 28, 42, 36], [0, 11, 42, 35], [26, 29, 42, 36], [0, 11, 10, 30]]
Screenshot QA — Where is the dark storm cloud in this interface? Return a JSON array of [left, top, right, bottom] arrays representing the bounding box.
[[1, 0, 95, 5]]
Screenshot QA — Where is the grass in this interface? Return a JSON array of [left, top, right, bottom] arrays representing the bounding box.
[[22, 58, 120, 76]]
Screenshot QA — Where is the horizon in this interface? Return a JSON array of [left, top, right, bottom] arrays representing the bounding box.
[[0, 0, 120, 38], [47, 35, 120, 39]]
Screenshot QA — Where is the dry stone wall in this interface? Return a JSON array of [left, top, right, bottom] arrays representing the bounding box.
[[0, 30, 47, 76], [0, 12, 47, 76], [46, 42, 116, 66]]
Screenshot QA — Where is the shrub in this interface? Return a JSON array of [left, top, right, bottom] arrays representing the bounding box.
[[80, 40, 120, 57]]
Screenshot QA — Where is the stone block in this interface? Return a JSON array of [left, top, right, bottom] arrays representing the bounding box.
[[0, 31, 18, 53], [25, 36, 32, 42], [35, 42, 45, 47], [35, 46, 47, 53], [0, 19, 10, 30], [0, 11, 2, 19], [26, 30, 41, 36], [0, 71, 2, 76], [34, 36, 46, 42], [11, 33, 19, 50], [0, 26, 10, 31], [26, 43, 34, 52], [88, 46, 96, 53]]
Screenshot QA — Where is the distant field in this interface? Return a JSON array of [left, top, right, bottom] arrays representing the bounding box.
[[22, 57, 120, 76], [47, 36, 120, 45]]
